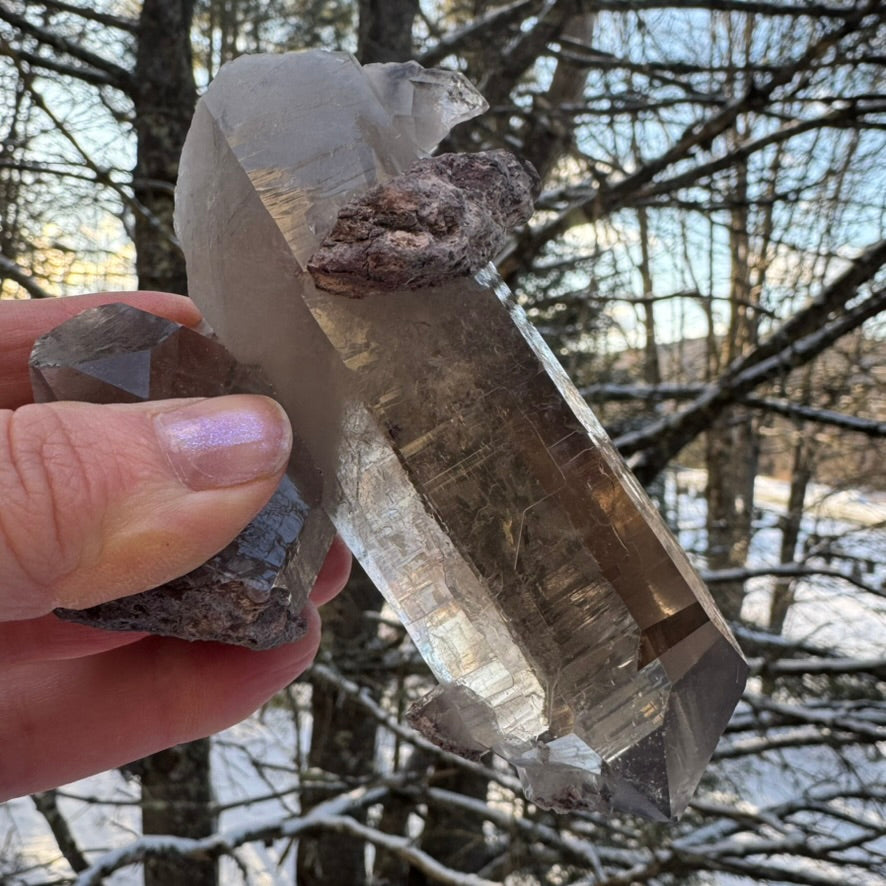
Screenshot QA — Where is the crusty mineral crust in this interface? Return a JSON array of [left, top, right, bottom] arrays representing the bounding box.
[[55, 575, 307, 651], [307, 150, 539, 296], [52, 472, 311, 651]]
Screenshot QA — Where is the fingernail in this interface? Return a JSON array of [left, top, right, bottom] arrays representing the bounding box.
[[154, 396, 291, 490]]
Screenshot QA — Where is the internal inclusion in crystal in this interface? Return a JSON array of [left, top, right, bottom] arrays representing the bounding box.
[[30, 303, 333, 650], [175, 50, 749, 818]]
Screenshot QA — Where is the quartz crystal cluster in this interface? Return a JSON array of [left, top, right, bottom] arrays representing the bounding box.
[[30, 303, 334, 649], [167, 50, 749, 819]]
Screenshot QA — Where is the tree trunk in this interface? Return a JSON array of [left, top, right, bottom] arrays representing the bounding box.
[[296, 565, 380, 886], [130, 4, 213, 885], [769, 433, 814, 635], [138, 741, 216, 886], [357, 0, 418, 64], [705, 408, 758, 621], [637, 206, 660, 387], [132, 0, 196, 295], [521, 10, 595, 181], [704, 154, 757, 622], [0, 70, 28, 295], [407, 766, 492, 886], [373, 703, 430, 884]]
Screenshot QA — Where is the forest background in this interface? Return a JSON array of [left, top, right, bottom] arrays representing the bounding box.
[[0, 1, 884, 884]]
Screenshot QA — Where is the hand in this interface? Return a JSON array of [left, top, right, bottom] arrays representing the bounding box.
[[0, 291, 351, 801]]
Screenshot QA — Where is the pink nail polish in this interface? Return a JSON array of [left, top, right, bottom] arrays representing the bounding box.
[[154, 396, 291, 490]]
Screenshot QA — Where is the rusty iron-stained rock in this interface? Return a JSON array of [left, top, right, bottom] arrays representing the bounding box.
[[307, 150, 539, 297]]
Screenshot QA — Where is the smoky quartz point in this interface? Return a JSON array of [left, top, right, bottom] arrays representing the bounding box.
[[174, 50, 748, 818], [30, 303, 334, 650]]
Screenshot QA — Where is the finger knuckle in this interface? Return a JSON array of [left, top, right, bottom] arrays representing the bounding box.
[[0, 406, 107, 596]]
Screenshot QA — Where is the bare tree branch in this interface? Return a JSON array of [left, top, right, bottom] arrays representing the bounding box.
[[741, 396, 886, 438], [317, 816, 498, 886], [72, 782, 499, 886], [592, 0, 881, 18], [418, 0, 538, 67], [310, 662, 525, 798], [583, 382, 886, 438], [633, 100, 886, 204], [742, 693, 885, 741], [0, 2, 133, 92], [0, 40, 122, 88], [25, 82, 176, 251], [30, 0, 138, 34], [751, 655, 886, 678], [31, 790, 88, 873], [703, 563, 885, 598], [734, 623, 859, 659], [476, 0, 580, 106], [502, 2, 882, 275], [731, 241, 886, 376], [582, 382, 707, 400], [0, 253, 53, 298], [616, 239, 886, 481]]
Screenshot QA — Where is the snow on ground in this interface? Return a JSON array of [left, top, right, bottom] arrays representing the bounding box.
[[670, 470, 886, 886], [671, 470, 885, 657], [0, 769, 140, 884]]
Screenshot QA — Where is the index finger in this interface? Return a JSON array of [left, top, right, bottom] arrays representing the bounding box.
[[0, 292, 202, 410]]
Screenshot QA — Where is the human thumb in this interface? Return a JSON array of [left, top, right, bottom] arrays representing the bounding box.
[[0, 394, 291, 621]]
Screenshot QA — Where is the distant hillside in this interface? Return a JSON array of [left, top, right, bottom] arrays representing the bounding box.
[[586, 331, 886, 491]]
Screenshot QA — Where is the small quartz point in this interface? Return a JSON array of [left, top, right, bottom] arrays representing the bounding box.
[[175, 50, 748, 819], [29, 303, 334, 650]]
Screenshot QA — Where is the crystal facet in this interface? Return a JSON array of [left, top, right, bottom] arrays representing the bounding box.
[[30, 303, 334, 649], [174, 50, 748, 818]]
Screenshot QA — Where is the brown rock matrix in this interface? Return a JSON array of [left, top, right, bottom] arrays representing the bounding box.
[[307, 150, 540, 296]]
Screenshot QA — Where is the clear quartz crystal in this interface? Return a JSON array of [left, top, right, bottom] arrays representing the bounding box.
[[175, 50, 748, 819]]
